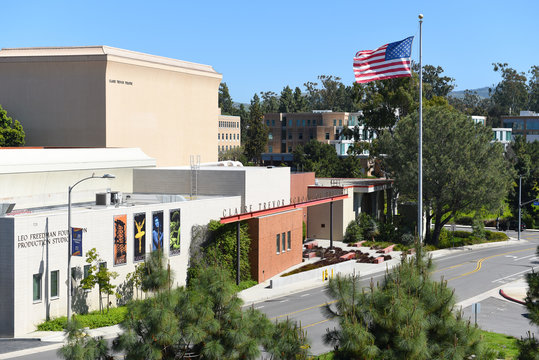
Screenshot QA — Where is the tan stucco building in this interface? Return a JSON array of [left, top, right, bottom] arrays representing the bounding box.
[[0, 46, 222, 166]]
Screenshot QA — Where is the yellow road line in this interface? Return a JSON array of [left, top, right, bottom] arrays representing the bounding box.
[[447, 247, 535, 281], [303, 318, 331, 329], [270, 300, 337, 320], [432, 263, 465, 273]]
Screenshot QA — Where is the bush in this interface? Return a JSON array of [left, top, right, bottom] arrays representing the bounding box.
[[485, 230, 509, 241], [38, 306, 127, 331], [344, 220, 362, 243]]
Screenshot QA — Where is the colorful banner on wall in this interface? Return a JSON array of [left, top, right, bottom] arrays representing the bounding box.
[[134, 213, 146, 262], [169, 208, 181, 256], [71, 227, 83, 256], [152, 211, 164, 251], [114, 214, 127, 265]]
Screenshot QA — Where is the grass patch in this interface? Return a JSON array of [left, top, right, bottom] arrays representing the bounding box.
[[235, 280, 258, 291], [37, 306, 127, 331], [480, 330, 519, 359]]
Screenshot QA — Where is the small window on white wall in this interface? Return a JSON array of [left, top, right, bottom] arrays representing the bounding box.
[[282, 232, 286, 252], [50, 270, 59, 298], [33, 273, 42, 302]]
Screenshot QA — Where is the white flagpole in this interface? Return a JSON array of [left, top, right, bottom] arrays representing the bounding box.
[[418, 14, 423, 242]]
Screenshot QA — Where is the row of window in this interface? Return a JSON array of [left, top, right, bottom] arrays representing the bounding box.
[[266, 118, 346, 128], [219, 145, 239, 152], [33, 270, 59, 302], [276, 231, 291, 254], [219, 120, 239, 128], [218, 133, 239, 140]]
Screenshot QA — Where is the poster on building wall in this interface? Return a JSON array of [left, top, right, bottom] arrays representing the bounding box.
[[71, 227, 83, 256], [133, 213, 146, 262], [152, 211, 164, 251], [169, 208, 180, 256], [113, 214, 127, 265]]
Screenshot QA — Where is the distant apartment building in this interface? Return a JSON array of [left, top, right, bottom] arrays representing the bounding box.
[[471, 115, 486, 126], [218, 114, 241, 153], [502, 111, 539, 142]]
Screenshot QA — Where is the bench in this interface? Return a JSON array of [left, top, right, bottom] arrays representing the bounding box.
[[374, 256, 385, 264], [378, 244, 396, 254], [352, 240, 366, 247], [303, 251, 316, 259]]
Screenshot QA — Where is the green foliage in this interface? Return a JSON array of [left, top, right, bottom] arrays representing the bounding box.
[[517, 332, 539, 360], [472, 214, 486, 239], [57, 318, 110, 360], [140, 249, 171, 293], [218, 82, 234, 115], [0, 104, 25, 147], [80, 248, 119, 313], [381, 105, 513, 246], [279, 86, 294, 113], [244, 94, 269, 164], [293, 140, 340, 177], [302, 221, 307, 241], [189, 220, 253, 284], [343, 220, 362, 243], [323, 246, 496, 359], [264, 318, 311, 360], [491, 63, 529, 118], [219, 145, 248, 164], [39, 307, 128, 331]]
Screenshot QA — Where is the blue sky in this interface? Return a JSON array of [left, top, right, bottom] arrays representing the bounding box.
[[3, 0, 538, 103]]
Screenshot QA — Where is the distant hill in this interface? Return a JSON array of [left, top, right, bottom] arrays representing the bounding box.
[[449, 87, 490, 99]]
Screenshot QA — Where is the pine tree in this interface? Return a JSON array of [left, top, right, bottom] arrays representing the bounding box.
[[0, 104, 25, 147], [279, 86, 294, 113], [244, 94, 269, 164], [323, 244, 496, 359]]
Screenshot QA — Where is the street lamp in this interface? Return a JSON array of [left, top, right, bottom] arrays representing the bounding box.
[[67, 173, 115, 322]]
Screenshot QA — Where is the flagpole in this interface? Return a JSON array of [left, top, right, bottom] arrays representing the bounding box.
[[418, 14, 423, 243]]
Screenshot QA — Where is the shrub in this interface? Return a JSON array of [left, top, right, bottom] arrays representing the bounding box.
[[454, 215, 473, 225], [472, 215, 486, 239], [344, 220, 362, 243], [400, 233, 415, 246], [38, 306, 127, 331], [485, 230, 509, 241]]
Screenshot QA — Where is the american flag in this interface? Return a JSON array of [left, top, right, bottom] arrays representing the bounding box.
[[353, 36, 414, 84]]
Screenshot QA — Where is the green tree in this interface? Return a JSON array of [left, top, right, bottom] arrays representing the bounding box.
[[415, 64, 455, 100], [292, 86, 308, 112], [490, 63, 529, 119], [343, 220, 363, 243], [260, 91, 279, 113], [449, 90, 489, 117], [323, 246, 496, 359], [218, 83, 234, 115], [264, 318, 311, 360], [529, 65, 539, 112], [279, 86, 294, 113], [519, 246, 539, 358], [0, 104, 25, 147], [80, 248, 119, 313], [244, 94, 269, 164], [58, 318, 110, 360], [219, 145, 248, 163], [381, 105, 513, 246], [293, 140, 340, 177]]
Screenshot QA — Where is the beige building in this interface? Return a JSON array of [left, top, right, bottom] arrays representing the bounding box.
[[264, 111, 352, 154], [218, 114, 241, 154], [0, 46, 222, 166]]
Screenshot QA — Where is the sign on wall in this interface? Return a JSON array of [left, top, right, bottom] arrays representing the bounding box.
[[169, 209, 181, 256], [133, 213, 146, 262], [152, 211, 163, 251], [114, 214, 127, 265], [71, 227, 83, 256]]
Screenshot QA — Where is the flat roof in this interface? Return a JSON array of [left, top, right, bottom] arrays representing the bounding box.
[[0, 148, 156, 174]]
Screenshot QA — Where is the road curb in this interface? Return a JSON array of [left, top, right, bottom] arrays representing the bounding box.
[[499, 289, 527, 305]]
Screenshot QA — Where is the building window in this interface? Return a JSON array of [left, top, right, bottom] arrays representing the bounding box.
[[226, 134, 228, 140], [319, 119, 323, 125], [237, 122, 240, 128], [100, 262, 107, 270], [282, 232, 286, 252], [325, 133, 330, 140], [339, 119, 342, 126], [288, 119, 292, 127], [333, 119, 337, 126], [296, 119, 300, 127], [276, 234, 280, 254], [307, 119, 311, 126], [268, 133, 273, 140], [218, 133, 220, 140], [302, 119, 306, 127], [287, 231, 291, 250], [268, 145, 273, 153], [84, 265, 90, 280], [272, 120, 275, 126], [50, 270, 59, 298], [266, 120, 270, 126], [226, 145, 228, 151], [310, 133, 314, 140], [288, 133, 292, 140], [33, 273, 42, 302], [288, 146, 292, 152], [298, 132, 303, 140], [506, 131, 511, 141]]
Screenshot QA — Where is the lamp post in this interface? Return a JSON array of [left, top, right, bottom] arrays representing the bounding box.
[[67, 173, 115, 322]]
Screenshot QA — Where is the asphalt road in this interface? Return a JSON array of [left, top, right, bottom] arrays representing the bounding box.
[[3, 229, 539, 359]]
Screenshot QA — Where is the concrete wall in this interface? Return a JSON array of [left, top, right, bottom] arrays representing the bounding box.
[[105, 58, 220, 166], [247, 209, 303, 282], [290, 172, 315, 224], [4, 195, 240, 337], [0, 168, 133, 210], [0, 218, 14, 337], [0, 56, 107, 147], [244, 167, 290, 211]]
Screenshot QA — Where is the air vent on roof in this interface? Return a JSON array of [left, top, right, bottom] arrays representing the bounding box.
[[96, 193, 111, 206]]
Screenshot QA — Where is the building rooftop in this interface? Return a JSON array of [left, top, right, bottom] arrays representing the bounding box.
[[0, 148, 156, 174], [0, 46, 221, 77]]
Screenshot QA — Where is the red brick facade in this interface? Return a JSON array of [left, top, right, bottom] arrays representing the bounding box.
[[247, 209, 303, 282]]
